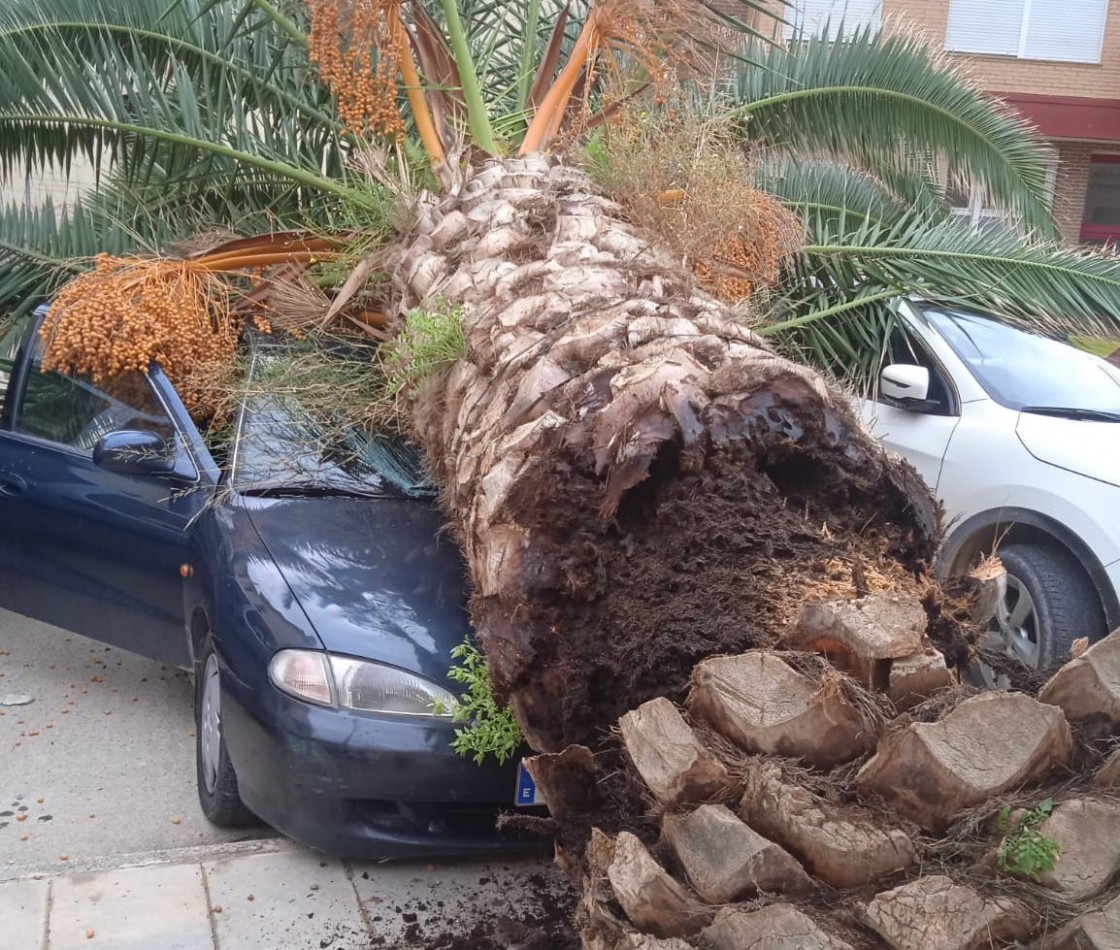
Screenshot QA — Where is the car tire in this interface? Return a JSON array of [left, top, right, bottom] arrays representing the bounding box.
[[194, 638, 257, 828], [987, 542, 1106, 672]]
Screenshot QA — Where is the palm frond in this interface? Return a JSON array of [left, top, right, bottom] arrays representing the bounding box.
[[731, 26, 1057, 237], [0, 0, 354, 202], [761, 210, 1120, 386], [0, 201, 141, 317]]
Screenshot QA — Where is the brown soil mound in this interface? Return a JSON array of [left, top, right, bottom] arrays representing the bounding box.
[[505, 439, 936, 752]]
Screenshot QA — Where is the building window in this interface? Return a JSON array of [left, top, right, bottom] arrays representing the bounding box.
[[945, 0, 1109, 64], [784, 0, 882, 41], [944, 148, 1058, 233], [1081, 155, 1120, 245]]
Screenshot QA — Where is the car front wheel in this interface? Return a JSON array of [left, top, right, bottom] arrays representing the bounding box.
[[983, 542, 1106, 673], [195, 639, 257, 828]]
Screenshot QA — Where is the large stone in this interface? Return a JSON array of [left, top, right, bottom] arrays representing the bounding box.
[[702, 904, 853, 950], [865, 876, 1031, 950], [742, 763, 916, 888], [1036, 892, 1120, 949], [1092, 748, 1120, 786], [688, 652, 875, 767], [857, 692, 1071, 831], [1040, 629, 1120, 723], [789, 593, 927, 688], [662, 803, 812, 903], [1037, 798, 1120, 901], [889, 649, 957, 711], [604, 831, 707, 938], [618, 698, 729, 807]]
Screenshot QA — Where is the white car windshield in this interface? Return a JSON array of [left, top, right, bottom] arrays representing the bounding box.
[[921, 305, 1120, 416]]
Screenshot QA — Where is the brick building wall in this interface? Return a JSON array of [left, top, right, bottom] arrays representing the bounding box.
[[749, 0, 1120, 243], [884, 0, 1120, 99]]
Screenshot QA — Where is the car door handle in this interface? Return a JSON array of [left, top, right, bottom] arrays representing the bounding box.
[[0, 474, 28, 496]]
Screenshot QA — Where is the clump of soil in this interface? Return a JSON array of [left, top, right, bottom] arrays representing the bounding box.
[[510, 441, 936, 753], [384, 871, 580, 950]]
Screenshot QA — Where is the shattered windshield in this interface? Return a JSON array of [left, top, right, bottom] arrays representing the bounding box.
[[229, 344, 433, 499]]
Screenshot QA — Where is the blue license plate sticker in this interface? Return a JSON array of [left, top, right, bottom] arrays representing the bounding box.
[[515, 759, 545, 807]]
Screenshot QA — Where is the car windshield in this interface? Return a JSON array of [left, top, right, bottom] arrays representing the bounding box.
[[920, 305, 1120, 414], [230, 347, 433, 499]]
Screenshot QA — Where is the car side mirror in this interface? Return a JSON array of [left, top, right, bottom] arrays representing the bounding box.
[[93, 430, 176, 476], [880, 364, 931, 404]]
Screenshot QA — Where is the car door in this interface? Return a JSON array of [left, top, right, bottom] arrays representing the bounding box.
[[0, 312, 215, 665], [857, 317, 962, 494]]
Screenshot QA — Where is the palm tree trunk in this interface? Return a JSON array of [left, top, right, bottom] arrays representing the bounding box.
[[383, 154, 939, 752]]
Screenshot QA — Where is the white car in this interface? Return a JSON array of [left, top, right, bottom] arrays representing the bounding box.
[[858, 298, 1120, 672]]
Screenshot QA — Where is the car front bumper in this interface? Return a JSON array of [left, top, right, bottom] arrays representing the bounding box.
[[220, 676, 545, 860]]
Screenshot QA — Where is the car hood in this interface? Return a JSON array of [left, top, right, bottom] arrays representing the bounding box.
[[1016, 413, 1120, 489], [242, 495, 472, 684]]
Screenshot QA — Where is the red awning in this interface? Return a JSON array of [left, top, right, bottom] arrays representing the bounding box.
[[996, 93, 1120, 142]]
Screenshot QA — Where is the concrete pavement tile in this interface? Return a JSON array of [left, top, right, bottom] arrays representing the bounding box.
[[0, 878, 49, 950], [350, 857, 569, 948], [48, 863, 212, 950], [203, 849, 368, 950]]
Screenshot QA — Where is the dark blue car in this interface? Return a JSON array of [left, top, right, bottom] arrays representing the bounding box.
[[0, 308, 535, 858]]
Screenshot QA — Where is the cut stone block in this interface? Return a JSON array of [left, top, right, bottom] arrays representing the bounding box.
[[605, 831, 707, 938], [688, 652, 875, 768], [662, 803, 812, 903], [857, 692, 1071, 831], [1036, 892, 1120, 949], [742, 763, 916, 888], [790, 593, 927, 688], [615, 937, 694, 950], [888, 649, 956, 711], [1092, 748, 1120, 787], [1040, 629, 1120, 723], [618, 698, 729, 806], [1037, 798, 1120, 901], [865, 875, 1030, 950], [702, 904, 854, 950]]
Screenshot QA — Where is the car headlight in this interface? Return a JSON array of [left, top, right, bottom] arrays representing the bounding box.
[[269, 649, 455, 718]]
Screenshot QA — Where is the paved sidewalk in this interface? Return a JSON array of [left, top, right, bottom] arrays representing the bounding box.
[[0, 839, 568, 950]]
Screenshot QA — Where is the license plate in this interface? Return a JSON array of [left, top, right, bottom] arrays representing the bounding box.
[[515, 759, 546, 807]]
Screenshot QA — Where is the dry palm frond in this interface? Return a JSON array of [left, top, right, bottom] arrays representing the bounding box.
[[587, 107, 800, 301], [521, 0, 733, 153]]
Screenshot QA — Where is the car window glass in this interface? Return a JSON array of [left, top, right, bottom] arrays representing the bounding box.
[[17, 340, 179, 456], [884, 324, 954, 414], [0, 315, 31, 417], [922, 306, 1120, 412]]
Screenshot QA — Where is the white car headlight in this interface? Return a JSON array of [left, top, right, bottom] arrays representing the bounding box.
[[269, 649, 333, 706], [269, 649, 455, 718]]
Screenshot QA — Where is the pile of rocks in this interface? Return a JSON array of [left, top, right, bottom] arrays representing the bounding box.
[[530, 578, 1120, 950]]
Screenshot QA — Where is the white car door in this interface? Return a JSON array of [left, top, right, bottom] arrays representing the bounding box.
[[856, 312, 962, 494]]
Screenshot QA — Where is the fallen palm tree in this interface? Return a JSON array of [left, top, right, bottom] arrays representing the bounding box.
[[12, 1, 1120, 947]]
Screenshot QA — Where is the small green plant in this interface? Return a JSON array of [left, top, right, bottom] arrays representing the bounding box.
[[380, 298, 466, 399], [432, 637, 523, 766], [997, 798, 1060, 880]]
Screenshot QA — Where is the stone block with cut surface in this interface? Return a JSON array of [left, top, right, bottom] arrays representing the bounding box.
[[865, 875, 1030, 950], [702, 904, 854, 950], [1040, 629, 1120, 723], [888, 649, 956, 710], [662, 803, 812, 903], [789, 593, 927, 688], [856, 692, 1071, 831], [1037, 798, 1120, 901], [742, 763, 916, 888], [618, 697, 729, 806], [688, 652, 874, 767], [603, 831, 708, 938], [1036, 891, 1120, 949]]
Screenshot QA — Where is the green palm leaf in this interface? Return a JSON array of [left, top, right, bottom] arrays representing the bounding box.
[[732, 27, 1056, 236]]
